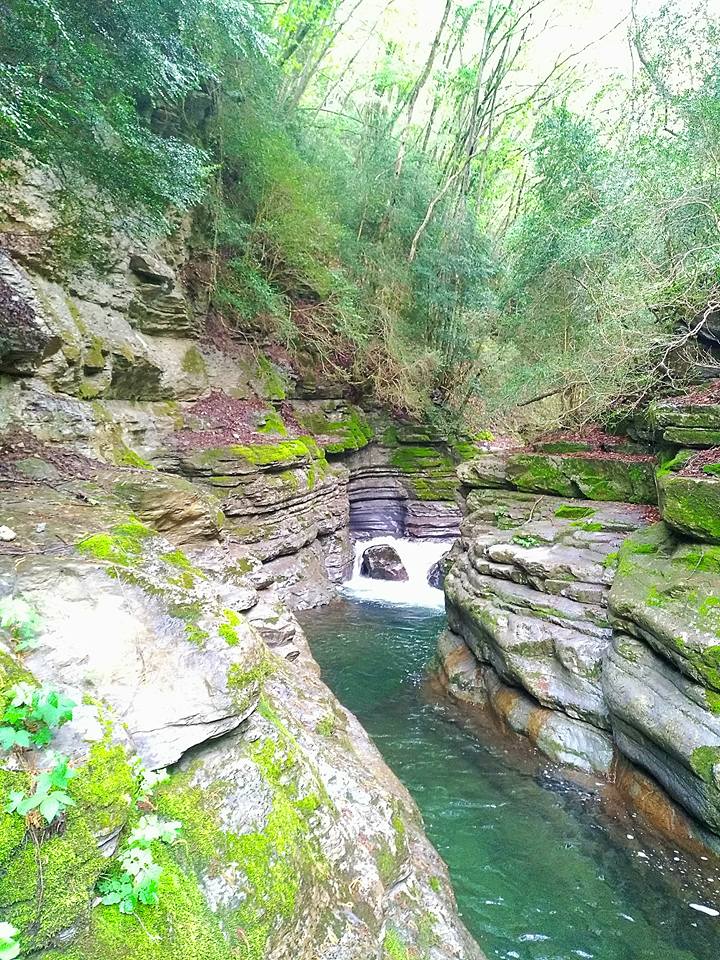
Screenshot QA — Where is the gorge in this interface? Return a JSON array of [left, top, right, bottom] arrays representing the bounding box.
[[3, 1, 720, 957]]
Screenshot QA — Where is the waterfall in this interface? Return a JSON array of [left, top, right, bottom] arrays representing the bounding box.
[[342, 535, 451, 609]]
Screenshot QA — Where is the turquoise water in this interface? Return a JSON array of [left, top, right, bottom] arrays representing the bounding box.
[[301, 599, 720, 960]]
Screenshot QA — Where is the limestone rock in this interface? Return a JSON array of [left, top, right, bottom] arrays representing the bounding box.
[[428, 550, 452, 589], [0, 253, 61, 374], [604, 633, 720, 834], [609, 522, 720, 690], [505, 450, 657, 504], [126, 250, 198, 337], [361, 544, 408, 581], [442, 484, 650, 768], [659, 471, 720, 543]]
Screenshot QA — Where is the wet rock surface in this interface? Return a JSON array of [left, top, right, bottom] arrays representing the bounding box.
[[0, 184, 484, 960], [360, 543, 409, 581], [441, 439, 720, 845]]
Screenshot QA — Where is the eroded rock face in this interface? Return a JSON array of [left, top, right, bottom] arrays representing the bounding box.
[[606, 523, 720, 836], [0, 253, 61, 373], [0, 176, 483, 959], [0, 471, 483, 960], [428, 550, 452, 589], [361, 544, 408, 581], [440, 446, 651, 775], [346, 438, 465, 539], [443, 440, 720, 844]]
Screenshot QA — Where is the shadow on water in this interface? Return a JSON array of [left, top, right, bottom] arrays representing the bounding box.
[[300, 597, 720, 960]]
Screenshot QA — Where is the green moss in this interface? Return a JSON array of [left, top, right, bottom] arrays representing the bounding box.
[[507, 452, 656, 503], [180, 346, 207, 376], [511, 533, 545, 549], [656, 449, 697, 478], [390, 445, 450, 472], [383, 928, 411, 960], [315, 714, 336, 737], [429, 875, 442, 894], [84, 335, 107, 370], [257, 408, 288, 436], [383, 426, 399, 446], [76, 518, 153, 567], [0, 736, 135, 954], [690, 745, 720, 784], [571, 520, 605, 532], [257, 356, 288, 401], [115, 444, 154, 470], [218, 609, 243, 646], [450, 440, 479, 461], [297, 405, 373, 454], [555, 505, 596, 519], [659, 473, 720, 543], [677, 545, 720, 574], [706, 690, 720, 715], [615, 533, 661, 577], [45, 845, 229, 960], [153, 710, 328, 960], [230, 436, 321, 466], [603, 551, 619, 569], [227, 656, 276, 713], [168, 601, 209, 647]]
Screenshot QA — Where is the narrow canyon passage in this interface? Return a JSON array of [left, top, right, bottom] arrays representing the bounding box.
[[301, 544, 720, 960]]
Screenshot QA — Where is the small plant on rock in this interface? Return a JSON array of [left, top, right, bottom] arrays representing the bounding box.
[[6, 754, 76, 824], [0, 683, 75, 750], [0, 922, 20, 960], [131, 757, 168, 808], [0, 596, 40, 651], [99, 815, 182, 915]]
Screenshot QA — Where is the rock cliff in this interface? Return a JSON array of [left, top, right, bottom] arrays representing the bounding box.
[[0, 170, 483, 959], [440, 424, 720, 850]]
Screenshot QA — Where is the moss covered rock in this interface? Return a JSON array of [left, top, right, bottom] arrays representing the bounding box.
[[505, 452, 657, 503], [659, 472, 720, 543], [609, 523, 720, 691]]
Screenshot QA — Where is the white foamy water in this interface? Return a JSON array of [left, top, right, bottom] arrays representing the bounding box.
[[342, 535, 452, 609]]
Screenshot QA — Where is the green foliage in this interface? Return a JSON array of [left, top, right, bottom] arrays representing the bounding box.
[[483, 3, 720, 427], [0, 0, 267, 229], [99, 815, 181, 915], [0, 684, 75, 751], [6, 754, 76, 824], [0, 922, 20, 960], [554, 505, 596, 520], [0, 598, 40, 652]]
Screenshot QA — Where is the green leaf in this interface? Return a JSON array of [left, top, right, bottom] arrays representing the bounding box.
[[0, 726, 31, 750], [39, 793, 62, 823], [5, 790, 27, 814], [31, 727, 52, 747]]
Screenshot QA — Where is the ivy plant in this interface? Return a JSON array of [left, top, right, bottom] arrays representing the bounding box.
[[99, 815, 181, 915], [0, 683, 76, 750], [0, 597, 40, 651], [6, 754, 76, 824], [0, 922, 20, 960]]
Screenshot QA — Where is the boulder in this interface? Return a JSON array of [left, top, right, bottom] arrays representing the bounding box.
[[659, 471, 720, 543], [360, 544, 408, 581], [505, 451, 658, 504]]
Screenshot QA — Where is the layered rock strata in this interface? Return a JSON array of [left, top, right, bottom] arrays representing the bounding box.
[[0, 169, 484, 958], [441, 436, 720, 847], [0, 470, 482, 959]]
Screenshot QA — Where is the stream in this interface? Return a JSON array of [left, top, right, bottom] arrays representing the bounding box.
[[300, 538, 720, 960]]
